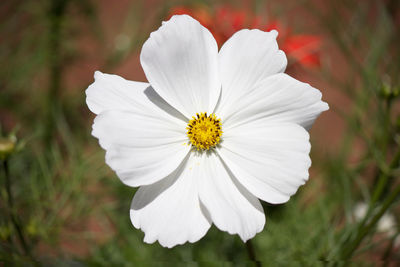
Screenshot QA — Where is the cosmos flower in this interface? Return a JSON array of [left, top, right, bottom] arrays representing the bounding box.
[[169, 5, 322, 68], [86, 15, 328, 248]]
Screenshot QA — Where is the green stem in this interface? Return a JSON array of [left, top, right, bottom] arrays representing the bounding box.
[[340, 182, 400, 259], [45, 0, 68, 145], [367, 148, 400, 217], [3, 160, 31, 257], [339, 148, 400, 259], [246, 240, 261, 267]]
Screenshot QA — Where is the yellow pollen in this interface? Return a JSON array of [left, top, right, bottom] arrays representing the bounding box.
[[186, 112, 223, 150]]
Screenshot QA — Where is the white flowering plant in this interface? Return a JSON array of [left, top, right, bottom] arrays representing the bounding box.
[[0, 1, 399, 265]]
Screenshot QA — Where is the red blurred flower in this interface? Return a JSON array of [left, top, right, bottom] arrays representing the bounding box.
[[168, 5, 322, 68], [283, 35, 321, 68]]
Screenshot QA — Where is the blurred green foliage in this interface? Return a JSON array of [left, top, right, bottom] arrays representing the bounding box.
[[0, 0, 399, 265]]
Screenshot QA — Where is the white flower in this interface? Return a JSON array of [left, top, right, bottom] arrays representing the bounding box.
[[86, 15, 329, 248]]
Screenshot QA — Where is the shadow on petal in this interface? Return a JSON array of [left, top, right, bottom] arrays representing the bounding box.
[[131, 152, 191, 210], [199, 196, 213, 225], [144, 86, 188, 122], [219, 154, 265, 214]]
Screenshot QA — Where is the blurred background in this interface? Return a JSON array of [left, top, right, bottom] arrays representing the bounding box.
[[1, 0, 399, 265]]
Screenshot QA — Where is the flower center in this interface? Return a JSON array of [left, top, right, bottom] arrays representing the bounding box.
[[187, 112, 222, 150]]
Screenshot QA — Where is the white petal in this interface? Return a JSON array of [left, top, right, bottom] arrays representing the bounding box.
[[218, 122, 311, 204], [217, 29, 287, 118], [140, 15, 220, 118], [85, 71, 148, 115], [92, 110, 190, 187], [198, 152, 265, 242], [86, 71, 186, 121], [222, 73, 329, 131], [130, 153, 211, 248]]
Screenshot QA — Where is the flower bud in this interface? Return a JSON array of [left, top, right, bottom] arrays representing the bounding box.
[[0, 136, 17, 160], [380, 83, 392, 99]]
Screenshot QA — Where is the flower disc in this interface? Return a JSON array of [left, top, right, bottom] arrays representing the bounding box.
[[187, 112, 222, 150]]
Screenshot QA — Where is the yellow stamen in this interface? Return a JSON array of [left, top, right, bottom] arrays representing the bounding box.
[[186, 112, 222, 150]]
